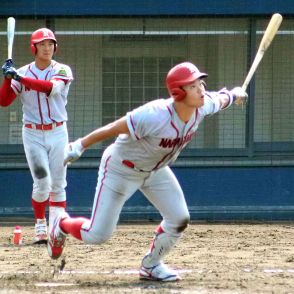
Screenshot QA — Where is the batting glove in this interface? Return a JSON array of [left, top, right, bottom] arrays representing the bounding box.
[[2, 59, 15, 77], [3, 66, 21, 81], [63, 138, 85, 166], [230, 87, 248, 105], [2, 58, 14, 72]]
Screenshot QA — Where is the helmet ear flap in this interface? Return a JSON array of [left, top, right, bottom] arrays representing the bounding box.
[[166, 62, 208, 101], [31, 44, 36, 55], [171, 87, 186, 101]]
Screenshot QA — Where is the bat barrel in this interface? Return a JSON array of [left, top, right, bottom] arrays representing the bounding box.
[[7, 17, 16, 60], [242, 13, 282, 92]]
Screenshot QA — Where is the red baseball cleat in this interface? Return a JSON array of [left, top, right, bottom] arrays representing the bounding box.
[[47, 211, 69, 259]]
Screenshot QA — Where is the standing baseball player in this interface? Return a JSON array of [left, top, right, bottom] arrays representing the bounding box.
[[48, 62, 247, 281], [0, 28, 73, 243]]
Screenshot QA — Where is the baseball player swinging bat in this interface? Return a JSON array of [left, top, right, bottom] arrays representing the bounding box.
[[242, 13, 283, 92]]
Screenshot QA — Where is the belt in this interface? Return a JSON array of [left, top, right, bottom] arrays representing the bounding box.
[[24, 122, 64, 131], [122, 160, 149, 172]]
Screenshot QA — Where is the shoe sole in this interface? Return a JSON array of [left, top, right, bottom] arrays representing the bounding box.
[[32, 239, 48, 245], [139, 273, 180, 282]]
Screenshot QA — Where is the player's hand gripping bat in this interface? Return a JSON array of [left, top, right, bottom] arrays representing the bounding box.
[[235, 13, 283, 105]]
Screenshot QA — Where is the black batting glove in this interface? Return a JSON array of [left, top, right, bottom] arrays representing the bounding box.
[[4, 59, 14, 68], [3, 66, 21, 81], [2, 59, 14, 75]]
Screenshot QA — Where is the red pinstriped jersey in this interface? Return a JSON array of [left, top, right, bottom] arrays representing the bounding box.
[[113, 89, 233, 172], [11, 60, 73, 124]]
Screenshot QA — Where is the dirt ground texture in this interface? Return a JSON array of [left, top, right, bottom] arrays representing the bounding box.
[[0, 221, 294, 294]]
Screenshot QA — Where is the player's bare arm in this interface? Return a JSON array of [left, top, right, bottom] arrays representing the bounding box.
[[218, 93, 231, 109], [64, 116, 130, 166], [82, 116, 130, 148]]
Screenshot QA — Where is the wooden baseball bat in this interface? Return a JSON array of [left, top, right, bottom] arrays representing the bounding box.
[[242, 13, 283, 92], [7, 17, 15, 60]]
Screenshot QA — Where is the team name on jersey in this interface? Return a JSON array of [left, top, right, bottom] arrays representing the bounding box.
[[159, 132, 195, 148]]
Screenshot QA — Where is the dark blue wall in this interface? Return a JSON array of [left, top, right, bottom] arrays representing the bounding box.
[[1, 0, 294, 16], [1, 167, 294, 221]]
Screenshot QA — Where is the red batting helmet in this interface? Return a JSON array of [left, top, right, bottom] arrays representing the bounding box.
[[166, 62, 208, 101], [30, 28, 57, 55]]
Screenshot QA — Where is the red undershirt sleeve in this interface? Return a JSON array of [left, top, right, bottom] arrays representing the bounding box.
[[20, 76, 53, 94], [0, 78, 17, 107]]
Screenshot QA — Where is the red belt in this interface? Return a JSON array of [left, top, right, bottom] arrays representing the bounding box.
[[122, 160, 135, 169], [122, 160, 149, 172], [24, 122, 64, 131]]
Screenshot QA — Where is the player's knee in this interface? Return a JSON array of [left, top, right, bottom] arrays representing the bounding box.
[[172, 210, 190, 233], [33, 166, 47, 179], [33, 177, 51, 197], [164, 214, 190, 235], [36, 181, 50, 193], [176, 216, 190, 233], [51, 178, 66, 191]]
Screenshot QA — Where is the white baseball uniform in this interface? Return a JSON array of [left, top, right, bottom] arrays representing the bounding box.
[[11, 60, 73, 204], [79, 89, 233, 244]]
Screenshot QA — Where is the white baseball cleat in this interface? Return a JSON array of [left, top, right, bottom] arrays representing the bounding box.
[[47, 211, 69, 259], [34, 218, 48, 244], [139, 262, 181, 282]]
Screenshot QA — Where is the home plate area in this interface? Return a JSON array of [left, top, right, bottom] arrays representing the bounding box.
[[0, 223, 294, 293]]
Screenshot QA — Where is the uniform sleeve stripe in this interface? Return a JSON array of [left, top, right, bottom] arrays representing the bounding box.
[[11, 83, 21, 94], [129, 115, 140, 140]]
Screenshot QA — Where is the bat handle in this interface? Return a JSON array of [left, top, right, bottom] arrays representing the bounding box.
[[241, 83, 248, 92], [237, 80, 250, 107]]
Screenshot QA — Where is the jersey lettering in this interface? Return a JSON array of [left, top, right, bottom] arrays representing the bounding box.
[[159, 132, 195, 149]]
